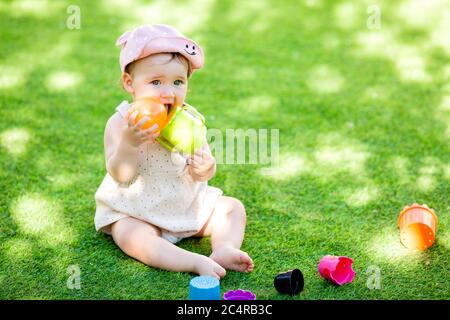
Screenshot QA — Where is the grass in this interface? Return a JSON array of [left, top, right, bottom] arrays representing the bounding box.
[[0, 0, 449, 300]]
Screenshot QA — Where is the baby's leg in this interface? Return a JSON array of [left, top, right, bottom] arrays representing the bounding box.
[[111, 217, 226, 278], [195, 196, 254, 273]]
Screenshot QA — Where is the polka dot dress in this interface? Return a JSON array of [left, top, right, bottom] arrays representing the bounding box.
[[94, 101, 223, 242]]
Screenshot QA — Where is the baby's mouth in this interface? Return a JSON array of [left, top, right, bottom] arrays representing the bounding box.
[[164, 103, 173, 113]]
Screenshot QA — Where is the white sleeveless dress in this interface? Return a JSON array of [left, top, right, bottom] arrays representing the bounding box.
[[94, 101, 223, 243]]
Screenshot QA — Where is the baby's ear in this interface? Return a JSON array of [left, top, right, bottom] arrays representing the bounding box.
[[121, 72, 134, 94]]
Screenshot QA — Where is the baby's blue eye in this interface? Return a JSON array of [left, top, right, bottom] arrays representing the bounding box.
[[151, 80, 161, 85], [174, 80, 183, 86]]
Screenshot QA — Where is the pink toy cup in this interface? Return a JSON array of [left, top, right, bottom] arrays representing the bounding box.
[[318, 255, 355, 286]]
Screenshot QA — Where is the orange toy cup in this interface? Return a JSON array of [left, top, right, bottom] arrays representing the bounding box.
[[398, 203, 438, 251], [127, 98, 168, 133]]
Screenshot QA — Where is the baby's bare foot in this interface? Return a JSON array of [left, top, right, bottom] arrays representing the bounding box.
[[193, 254, 226, 279], [210, 246, 254, 273]]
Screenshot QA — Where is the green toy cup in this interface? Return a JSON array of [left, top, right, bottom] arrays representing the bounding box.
[[156, 102, 206, 155]]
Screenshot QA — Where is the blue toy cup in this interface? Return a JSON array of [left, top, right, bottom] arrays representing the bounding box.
[[189, 276, 220, 300]]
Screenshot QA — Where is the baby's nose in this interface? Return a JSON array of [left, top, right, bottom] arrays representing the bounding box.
[[160, 90, 175, 100]]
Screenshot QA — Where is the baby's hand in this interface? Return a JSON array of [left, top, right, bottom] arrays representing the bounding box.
[[123, 110, 160, 148], [187, 149, 216, 181]]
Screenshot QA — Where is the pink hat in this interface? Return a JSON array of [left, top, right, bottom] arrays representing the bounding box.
[[116, 24, 204, 73]]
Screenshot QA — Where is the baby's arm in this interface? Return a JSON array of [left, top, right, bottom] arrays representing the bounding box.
[[104, 112, 159, 183]]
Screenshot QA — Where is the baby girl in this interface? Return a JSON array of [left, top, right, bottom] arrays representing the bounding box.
[[94, 24, 254, 279]]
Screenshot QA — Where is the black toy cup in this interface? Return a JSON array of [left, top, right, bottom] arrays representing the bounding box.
[[274, 269, 304, 295]]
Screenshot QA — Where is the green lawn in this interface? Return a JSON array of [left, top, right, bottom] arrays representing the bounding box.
[[0, 0, 448, 300]]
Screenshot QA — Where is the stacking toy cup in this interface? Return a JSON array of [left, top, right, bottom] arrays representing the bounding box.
[[156, 102, 206, 155], [223, 289, 256, 300], [318, 255, 355, 286], [274, 269, 304, 295], [398, 203, 438, 251], [189, 276, 220, 300]]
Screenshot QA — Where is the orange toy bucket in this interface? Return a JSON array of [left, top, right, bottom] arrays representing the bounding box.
[[398, 203, 438, 251]]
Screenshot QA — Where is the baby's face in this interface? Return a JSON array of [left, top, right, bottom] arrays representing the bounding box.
[[123, 53, 189, 111]]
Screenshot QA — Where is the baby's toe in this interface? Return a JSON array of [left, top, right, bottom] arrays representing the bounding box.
[[240, 252, 253, 265], [241, 254, 254, 272]]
